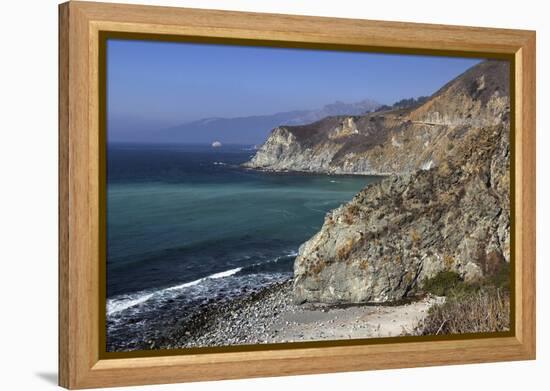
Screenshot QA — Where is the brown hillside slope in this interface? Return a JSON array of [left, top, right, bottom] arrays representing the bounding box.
[[244, 60, 509, 176]]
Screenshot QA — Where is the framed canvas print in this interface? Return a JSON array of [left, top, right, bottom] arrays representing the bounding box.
[[58, 1, 536, 389]]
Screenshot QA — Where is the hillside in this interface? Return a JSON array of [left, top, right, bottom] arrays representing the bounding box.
[[293, 123, 510, 303], [243, 60, 509, 175], [240, 60, 512, 305], [289, 60, 511, 304]]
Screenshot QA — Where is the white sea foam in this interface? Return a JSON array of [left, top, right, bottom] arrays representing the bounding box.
[[209, 267, 243, 278], [165, 267, 242, 291], [107, 267, 243, 316], [250, 251, 298, 267], [107, 293, 155, 316]]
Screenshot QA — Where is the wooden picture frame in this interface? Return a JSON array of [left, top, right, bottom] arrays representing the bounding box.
[[59, 1, 536, 389]]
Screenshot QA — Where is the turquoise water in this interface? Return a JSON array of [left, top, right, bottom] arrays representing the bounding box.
[[106, 143, 379, 349]]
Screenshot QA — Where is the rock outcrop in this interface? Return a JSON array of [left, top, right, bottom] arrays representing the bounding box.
[[290, 60, 510, 304], [293, 123, 510, 303], [244, 60, 511, 304], [243, 61, 509, 176]]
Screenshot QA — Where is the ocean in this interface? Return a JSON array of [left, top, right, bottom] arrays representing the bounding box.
[[106, 143, 380, 350]]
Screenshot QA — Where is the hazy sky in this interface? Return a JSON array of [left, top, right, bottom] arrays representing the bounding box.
[[107, 39, 481, 139]]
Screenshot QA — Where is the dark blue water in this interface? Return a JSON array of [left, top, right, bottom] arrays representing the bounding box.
[[106, 143, 379, 350]]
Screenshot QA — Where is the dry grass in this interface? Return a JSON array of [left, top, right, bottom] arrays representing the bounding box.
[[358, 259, 369, 271], [420, 287, 510, 335], [308, 259, 327, 276], [342, 213, 355, 225], [341, 203, 361, 225], [336, 238, 355, 260], [347, 204, 361, 215], [409, 229, 420, 243], [418, 265, 510, 335], [443, 254, 454, 268]]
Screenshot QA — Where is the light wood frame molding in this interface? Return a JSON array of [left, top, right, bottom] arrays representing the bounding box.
[[59, 1, 536, 389]]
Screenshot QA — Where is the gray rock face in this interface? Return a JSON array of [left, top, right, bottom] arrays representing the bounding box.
[[266, 60, 511, 305], [293, 124, 510, 304]]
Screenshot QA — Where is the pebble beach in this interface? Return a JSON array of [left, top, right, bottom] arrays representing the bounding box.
[[148, 279, 443, 350]]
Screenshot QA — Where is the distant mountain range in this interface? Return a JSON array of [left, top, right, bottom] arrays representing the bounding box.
[[146, 99, 381, 144]]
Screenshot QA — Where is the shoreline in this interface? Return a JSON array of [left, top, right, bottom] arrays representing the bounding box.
[[120, 278, 444, 352], [241, 165, 392, 178]]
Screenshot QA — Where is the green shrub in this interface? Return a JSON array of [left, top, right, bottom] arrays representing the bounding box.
[[422, 271, 463, 296], [489, 261, 511, 290], [417, 263, 511, 336]]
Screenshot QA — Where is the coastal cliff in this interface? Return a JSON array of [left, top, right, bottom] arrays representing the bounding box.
[[243, 61, 509, 176], [293, 123, 509, 303], [291, 60, 510, 304], [246, 60, 510, 304]]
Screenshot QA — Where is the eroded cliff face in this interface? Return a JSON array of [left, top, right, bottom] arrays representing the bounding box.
[[243, 61, 510, 176], [293, 123, 510, 304], [289, 60, 511, 304]]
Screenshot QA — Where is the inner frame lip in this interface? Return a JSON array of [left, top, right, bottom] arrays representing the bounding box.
[[96, 29, 516, 360]]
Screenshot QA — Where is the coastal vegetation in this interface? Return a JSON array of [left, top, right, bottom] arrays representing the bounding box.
[[419, 266, 510, 335], [373, 95, 429, 113]]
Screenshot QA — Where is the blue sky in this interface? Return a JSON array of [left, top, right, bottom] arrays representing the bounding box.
[[107, 39, 481, 141]]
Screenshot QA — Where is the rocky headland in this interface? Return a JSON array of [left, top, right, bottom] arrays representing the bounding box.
[[243, 60, 509, 176], [293, 123, 509, 304], [245, 60, 511, 307], [130, 60, 511, 352]]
